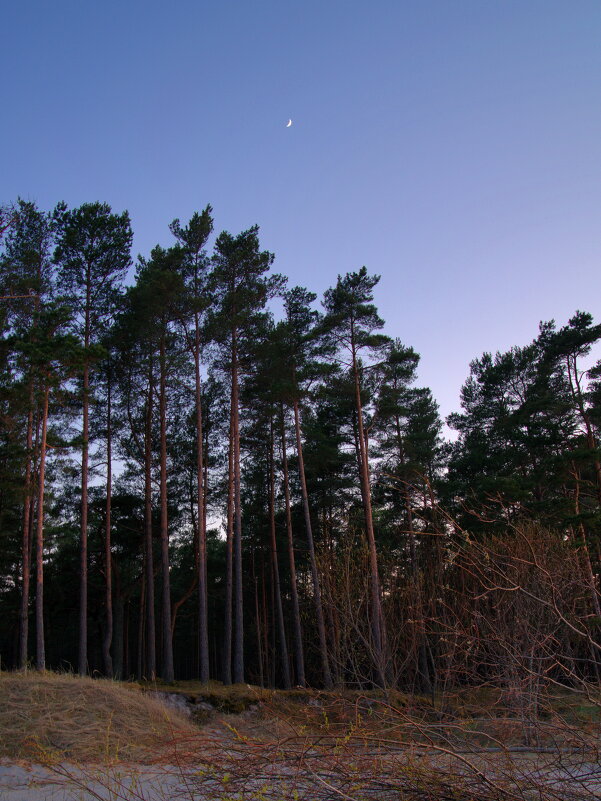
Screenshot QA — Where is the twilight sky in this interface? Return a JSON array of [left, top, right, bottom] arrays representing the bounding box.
[[2, 0, 601, 421]]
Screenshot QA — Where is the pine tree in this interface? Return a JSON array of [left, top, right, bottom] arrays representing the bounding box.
[[169, 206, 213, 681], [375, 340, 442, 690], [208, 226, 279, 683], [242, 316, 293, 688], [113, 295, 158, 680], [54, 202, 132, 675], [0, 200, 55, 668], [127, 246, 186, 682], [20, 303, 81, 669], [274, 286, 333, 688], [322, 267, 390, 686]]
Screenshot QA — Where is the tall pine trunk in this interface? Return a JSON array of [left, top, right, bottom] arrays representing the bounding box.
[[280, 407, 305, 686], [293, 399, 333, 689], [223, 413, 234, 684], [18, 388, 35, 669], [351, 342, 386, 687], [268, 421, 291, 688], [144, 370, 156, 680], [194, 335, 209, 681], [102, 365, 113, 676], [79, 279, 91, 676], [113, 593, 124, 680], [78, 356, 89, 675], [159, 332, 174, 682], [35, 383, 50, 671], [395, 414, 431, 693], [253, 553, 264, 687], [20, 290, 41, 669], [232, 332, 244, 683]]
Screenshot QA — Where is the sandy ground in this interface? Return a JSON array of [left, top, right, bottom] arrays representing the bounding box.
[[0, 761, 204, 801], [3, 755, 601, 800]]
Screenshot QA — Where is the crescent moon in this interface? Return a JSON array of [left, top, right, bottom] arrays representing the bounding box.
[[286, 119, 292, 127]]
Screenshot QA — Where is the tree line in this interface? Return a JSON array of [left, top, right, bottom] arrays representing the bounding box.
[[1, 198, 601, 692]]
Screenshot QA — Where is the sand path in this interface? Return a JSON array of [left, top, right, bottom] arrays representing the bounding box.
[[0, 761, 206, 800]]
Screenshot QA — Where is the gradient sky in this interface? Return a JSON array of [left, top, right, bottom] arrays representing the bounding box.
[[2, 1, 601, 422]]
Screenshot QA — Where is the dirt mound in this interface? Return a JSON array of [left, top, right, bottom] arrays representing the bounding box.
[[0, 670, 197, 763]]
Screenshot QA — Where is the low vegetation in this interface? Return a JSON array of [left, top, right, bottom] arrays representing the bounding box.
[[0, 670, 196, 763], [2, 671, 601, 799]]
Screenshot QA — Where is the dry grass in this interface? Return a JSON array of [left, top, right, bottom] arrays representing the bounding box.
[[0, 670, 197, 763], [144, 678, 422, 722], [141, 677, 269, 713], [2, 673, 600, 799]]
